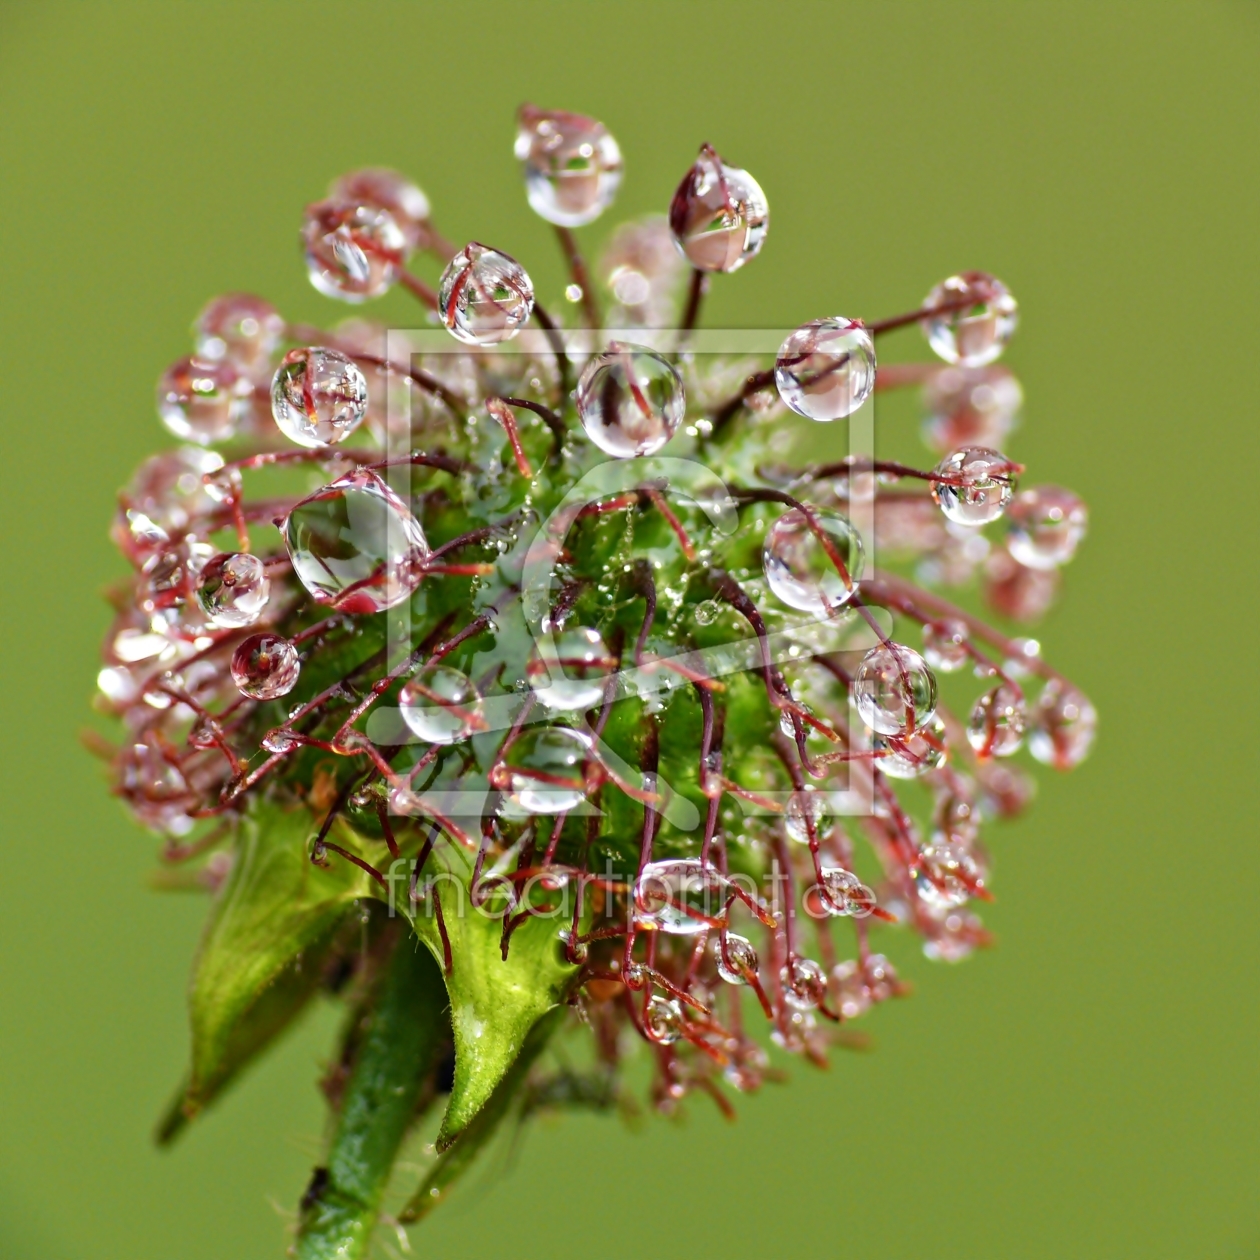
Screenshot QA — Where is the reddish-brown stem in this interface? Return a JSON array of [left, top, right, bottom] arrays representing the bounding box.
[[554, 224, 601, 333], [679, 269, 708, 339], [398, 268, 439, 310]]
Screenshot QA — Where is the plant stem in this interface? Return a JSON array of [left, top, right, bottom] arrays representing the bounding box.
[[295, 927, 447, 1260]]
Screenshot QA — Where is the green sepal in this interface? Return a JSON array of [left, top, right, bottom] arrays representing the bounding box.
[[160, 803, 371, 1138], [399, 1005, 564, 1223], [363, 839, 582, 1150]]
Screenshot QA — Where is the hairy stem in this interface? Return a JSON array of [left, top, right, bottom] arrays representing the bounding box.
[[295, 926, 447, 1260]]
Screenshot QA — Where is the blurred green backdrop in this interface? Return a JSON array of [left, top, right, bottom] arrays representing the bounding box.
[[0, 2, 1256, 1257]]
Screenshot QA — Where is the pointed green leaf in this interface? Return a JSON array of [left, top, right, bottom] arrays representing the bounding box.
[[165, 803, 371, 1134], [399, 1006, 563, 1223], [364, 840, 581, 1149]]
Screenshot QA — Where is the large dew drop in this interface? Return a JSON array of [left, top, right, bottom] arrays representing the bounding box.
[[967, 682, 1026, 757], [194, 294, 285, 378], [922, 272, 1018, 367], [763, 507, 864, 616], [195, 552, 270, 628], [157, 356, 248, 445], [575, 343, 685, 458], [529, 627, 616, 712], [930, 446, 1017, 526], [329, 168, 431, 250], [399, 664, 484, 745], [853, 643, 938, 736], [1005, 486, 1087, 569], [774, 319, 876, 422], [634, 859, 729, 935], [438, 242, 535, 345], [669, 144, 768, 273], [303, 198, 408, 302], [271, 347, 369, 448], [230, 633, 300, 700], [494, 725, 591, 815], [515, 105, 623, 228], [283, 468, 429, 614], [1028, 679, 1096, 769], [872, 715, 948, 778]]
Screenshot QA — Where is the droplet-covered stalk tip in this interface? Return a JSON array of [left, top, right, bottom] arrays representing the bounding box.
[[97, 103, 1094, 1236]]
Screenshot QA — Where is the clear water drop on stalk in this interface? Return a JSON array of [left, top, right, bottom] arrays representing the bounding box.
[[923, 618, 971, 673], [575, 343, 685, 457], [644, 995, 683, 1045], [283, 468, 429, 613], [784, 789, 831, 845], [329, 168, 431, 250], [930, 446, 1017, 526], [1006, 486, 1088, 569], [818, 867, 876, 917], [399, 664, 484, 745], [634, 859, 729, 935], [230, 633, 300, 700], [922, 271, 1018, 367], [271, 347, 369, 448], [873, 715, 948, 779], [495, 726, 590, 815], [716, 933, 759, 985], [195, 552, 270, 627], [530, 626, 615, 712], [774, 318, 876, 421], [854, 643, 938, 736], [762, 507, 864, 616], [156, 357, 247, 445], [668, 144, 768, 273], [830, 960, 871, 1020], [1028, 679, 1097, 769], [303, 198, 408, 301], [913, 841, 984, 910], [515, 104, 623, 227], [194, 293, 285, 378], [438, 242, 534, 345], [781, 956, 827, 1011], [967, 682, 1027, 757]]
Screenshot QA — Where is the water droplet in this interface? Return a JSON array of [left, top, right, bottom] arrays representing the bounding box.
[[715, 932, 759, 985], [922, 618, 971, 673], [495, 726, 591, 815], [817, 867, 877, 917], [830, 960, 870, 1020], [984, 546, 1060, 622], [913, 841, 984, 909], [864, 953, 899, 1002], [399, 664, 484, 745], [774, 319, 876, 421], [1006, 486, 1087, 569], [283, 469, 429, 613], [575, 343, 684, 457], [194, 293, 285, 377], [930, 446, 1017, 526], [138, 541, 211, 618], [329, 168, 431, 249], [853, 643, 938, 736], [515, 105, 623, 227], [438, 242, 534, 345], [261, 728, 299, 754], [668, 144, 768, 273], [530, 627, 615, 712], [1028, 679, 1096, 769], [781, 956, 826, 1011], [644, 994, 683, 1044], [195, 552, 270, 627], [303, 198, 407, 302], [601, 217, 687, 327], [967, 682, 1026, 757], [873, 715, 948, 778], [271, 347, 369, 448], [784, 790, 831, 845], [922, 272, 1018, 367], [156, 356, 247, 444], [230, 633, 300, 699], [763, 507, 864, 616], [692, 599, 720, 626], [634, 859, 729, 935], [922, 365, 1022, 453], [117, 448, 225, 545]]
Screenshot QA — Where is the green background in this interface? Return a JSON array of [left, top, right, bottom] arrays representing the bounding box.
[[0, 2, 1255, 1256]]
